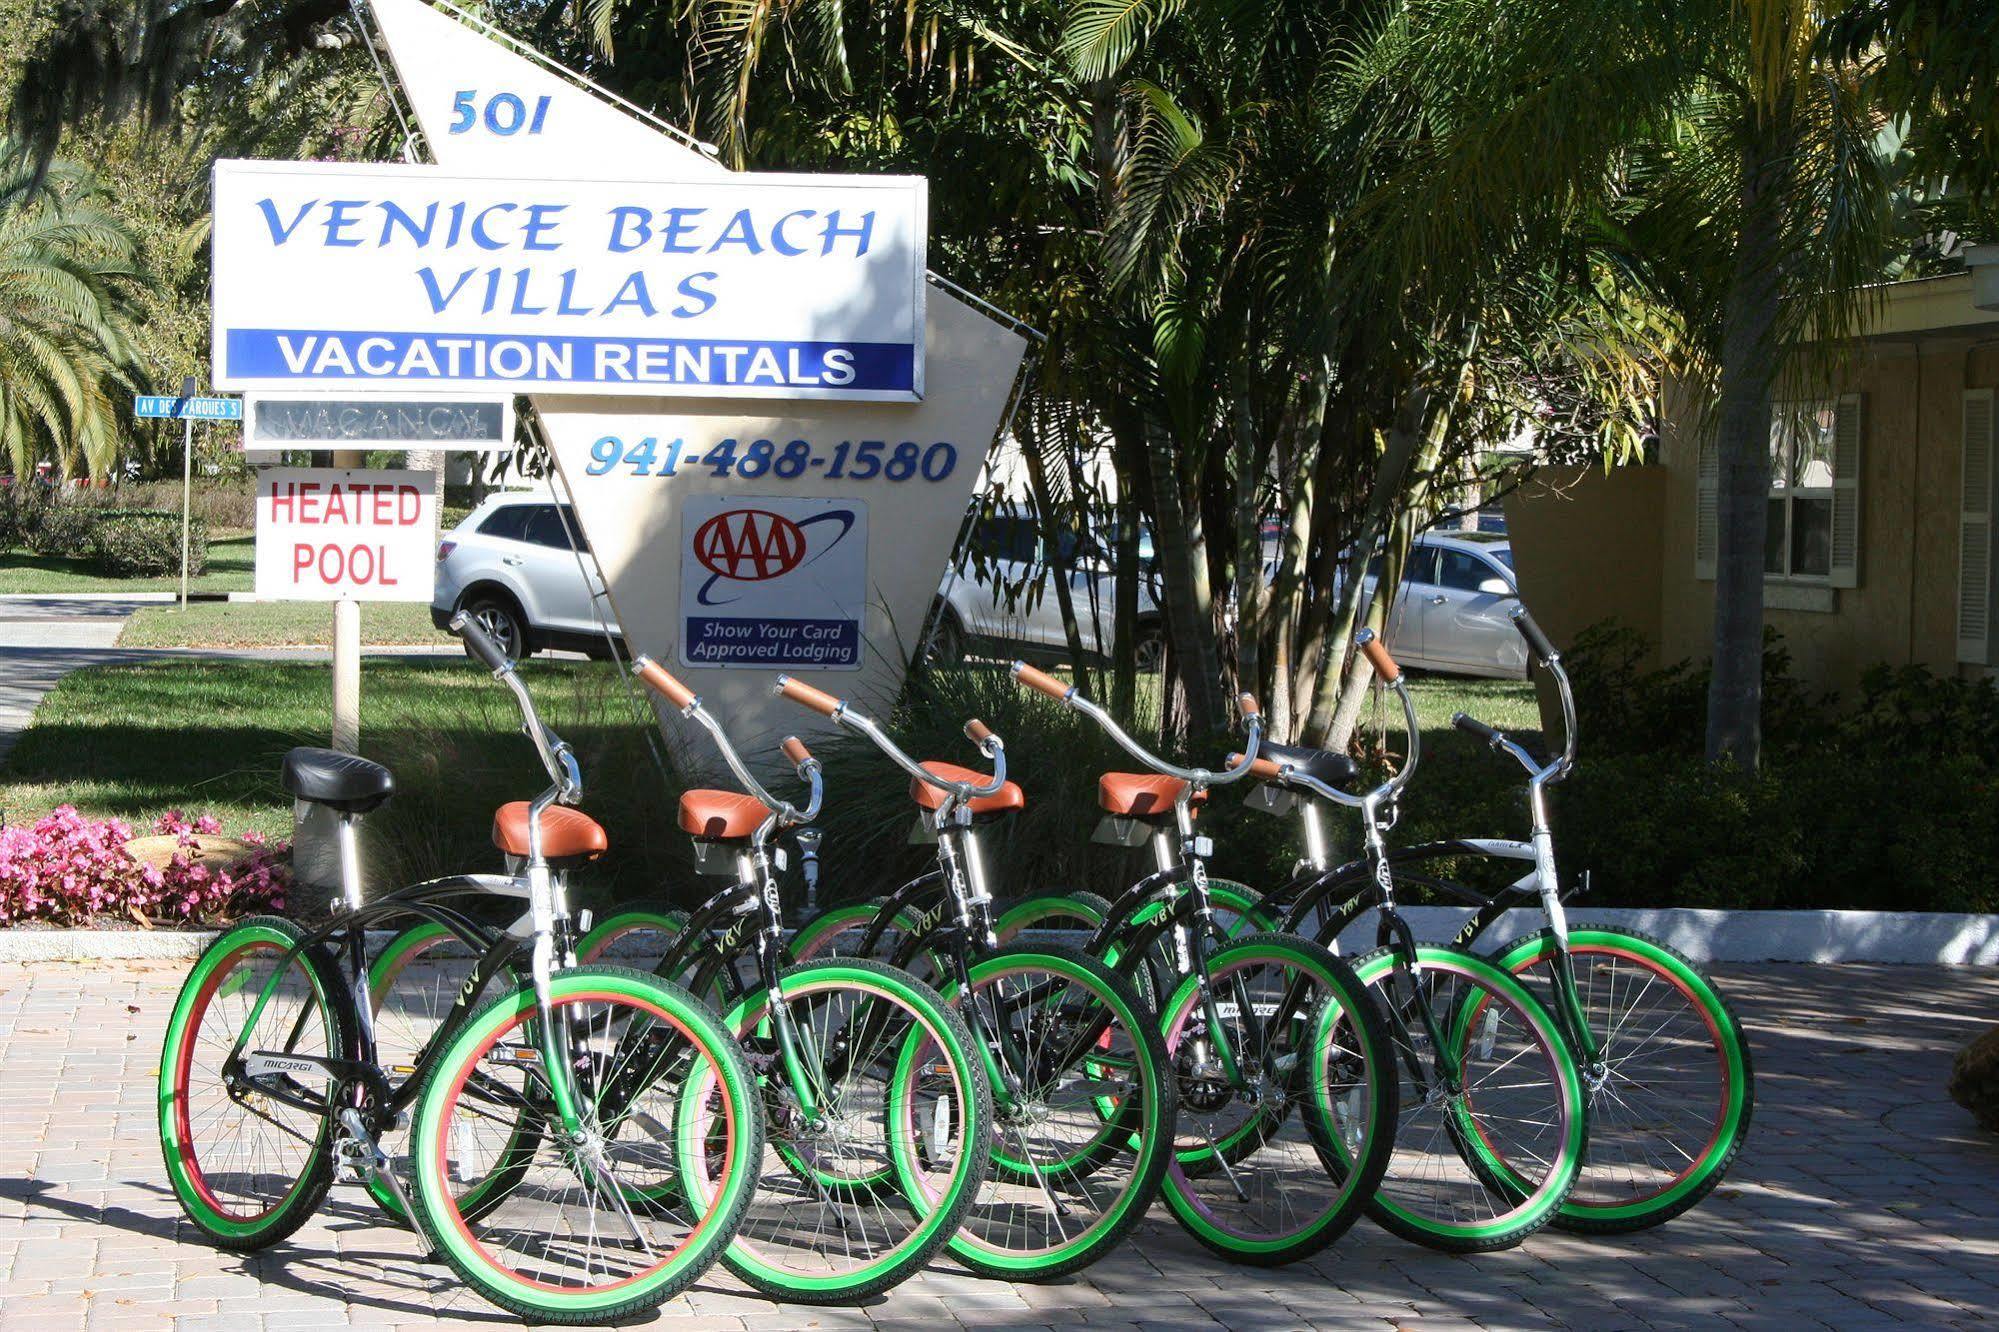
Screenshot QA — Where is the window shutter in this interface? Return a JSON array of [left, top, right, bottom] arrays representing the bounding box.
[[1828, 394, 1863, 588], [1959, 389, 1995, 665], [1694, 435, 1718, 580]]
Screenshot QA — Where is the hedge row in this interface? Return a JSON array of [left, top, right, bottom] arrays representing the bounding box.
[[0, 489, 208, 577]]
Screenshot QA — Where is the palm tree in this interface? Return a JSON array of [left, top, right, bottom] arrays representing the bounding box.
[[1347, 0, 1921, 769], [0, 151, 149, 480]]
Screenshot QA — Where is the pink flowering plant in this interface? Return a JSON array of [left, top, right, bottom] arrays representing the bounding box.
[[0, 806, 289, 927]]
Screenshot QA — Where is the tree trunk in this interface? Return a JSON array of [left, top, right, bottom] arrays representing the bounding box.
[[1143, 416, 1227, 737], [1019, 409, 1095, 697], [1705, 133, 1788, 770], [1108, 409, 1145, 719], [1302, 379, 1438, 743]]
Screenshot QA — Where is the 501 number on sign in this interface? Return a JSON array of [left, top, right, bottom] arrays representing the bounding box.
[[584, 435, 958, 483]]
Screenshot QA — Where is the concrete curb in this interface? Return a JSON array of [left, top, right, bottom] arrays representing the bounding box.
[[5, 906, 1998, 965]]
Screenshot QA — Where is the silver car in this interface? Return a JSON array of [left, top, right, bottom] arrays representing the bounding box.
[[1366, 531, 1526, 679], [431, 493, 620, 660]]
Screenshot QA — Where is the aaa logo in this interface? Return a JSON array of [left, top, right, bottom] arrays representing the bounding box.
[[692, 509, 806, 582], [691, 505, 858, 606]]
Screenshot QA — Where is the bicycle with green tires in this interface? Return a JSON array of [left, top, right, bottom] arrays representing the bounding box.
[[771, 677, 1177, 1282], [157, 614, 760, 1324], [992, 664, 1399, 1266], [571, 656, 994, 1304], [1248, 606, 1752, 1237]]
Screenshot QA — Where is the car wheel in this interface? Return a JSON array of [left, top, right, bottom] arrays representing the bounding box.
[[462, 595, 531, 663], [1133, 620, 1166, 674], [922, 613, 965, 667]]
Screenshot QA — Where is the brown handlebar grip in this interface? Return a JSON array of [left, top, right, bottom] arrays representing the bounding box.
[[781, 735, 812, 766], [965, 718, 995, 745], [1230, 753, 1284, 781], [633, 656, 696, 709], [1238, 692, 1261, 718], [1012, 661, 1072, 701], [1355, 630, 1401, 683], [775, 675, 842, 717]]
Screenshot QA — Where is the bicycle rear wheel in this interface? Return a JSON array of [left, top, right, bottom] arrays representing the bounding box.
[[409, 965, 760, 1324], [1156, 933, 1395, 1265], [159, 916, 349, 1250], [1491, 926, 1753, 1233], [365, 919, 536, 1223], [691, 957, 992, 1303], [1350, 944, 1587, 1252]]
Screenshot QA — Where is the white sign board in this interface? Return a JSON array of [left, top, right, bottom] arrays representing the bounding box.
[[244, 393, 514, 450], [679, 495, 868, 669], [364, 0, 1030, 743], [212, 159, 927, 401], [255, 468, 438, 601]]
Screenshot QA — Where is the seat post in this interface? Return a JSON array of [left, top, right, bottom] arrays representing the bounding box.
[[335, 813, 365, 913]]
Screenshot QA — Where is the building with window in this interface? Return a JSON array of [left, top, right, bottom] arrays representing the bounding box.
[[1506, 262, 1999, 694]]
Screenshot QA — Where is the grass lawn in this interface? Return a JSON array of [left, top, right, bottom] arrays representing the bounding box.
[[118, 600, 453, 648], [0, 532, 255, 594], [0, 658, 693, 906]]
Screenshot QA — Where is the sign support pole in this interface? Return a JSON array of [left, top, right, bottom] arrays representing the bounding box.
[[330, 448, 366, 752], [176, 375, 197, 611]]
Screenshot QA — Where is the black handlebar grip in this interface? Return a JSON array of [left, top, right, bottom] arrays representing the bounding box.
[[1451, 711, 1502, 742], [450, 611, 511, 672], [1511, 604, 1556, 662]]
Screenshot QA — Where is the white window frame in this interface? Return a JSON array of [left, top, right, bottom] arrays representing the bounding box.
[[1766, 400, 1838, 584]]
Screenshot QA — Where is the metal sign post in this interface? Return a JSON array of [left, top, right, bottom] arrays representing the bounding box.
[[133, 383, 243, 610]]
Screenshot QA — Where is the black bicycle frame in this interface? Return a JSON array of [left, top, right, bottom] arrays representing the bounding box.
[[226, 876, 545, 1126]]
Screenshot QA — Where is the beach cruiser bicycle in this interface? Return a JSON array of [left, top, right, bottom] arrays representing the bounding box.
[[993, 664, 1399, 1266], [770, 678, 1176, 1282], [156, 615, 759, 1324], [573, 657, 994, 1303], [1248, 606, 1752, 1237]]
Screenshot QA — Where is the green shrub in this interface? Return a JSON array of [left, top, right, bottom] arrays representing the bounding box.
[[70, 481, 254, 530], [22, 499, 98, 557], [0, 484, 18, 548], [91, 511, 207, 578]]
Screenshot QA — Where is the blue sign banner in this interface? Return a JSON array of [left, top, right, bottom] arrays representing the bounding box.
[[135, 394, 243, 421], [223, 330, 913, 395]]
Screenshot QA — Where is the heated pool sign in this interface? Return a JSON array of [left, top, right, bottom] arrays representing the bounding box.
[[679, 495, 867, 669], [255, 468, 437, 601]]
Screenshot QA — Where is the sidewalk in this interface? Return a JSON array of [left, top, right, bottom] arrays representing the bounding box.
[[2, 959, 1995, 1330]]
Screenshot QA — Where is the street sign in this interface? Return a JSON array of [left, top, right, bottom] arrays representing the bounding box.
[[211, 158, 928, 401], [135, 394, 243, 421], [254, 468, 438, 601], [244, 393, 513, 450]]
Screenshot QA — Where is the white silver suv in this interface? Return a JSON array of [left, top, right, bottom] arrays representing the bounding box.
[[431, 493, 621, 660], [929, 505, 1164, 669]]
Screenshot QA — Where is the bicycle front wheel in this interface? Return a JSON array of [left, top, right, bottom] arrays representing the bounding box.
[[939, 944, 1175, 1280], [1157, 933, 1396, 1265], [694, 957, 993, 1303], [1491, 926, 1753, 1233], [1350, 944, 1587, 1252], [409, 965, 760, 1324], [160, 916, 349, 1251]]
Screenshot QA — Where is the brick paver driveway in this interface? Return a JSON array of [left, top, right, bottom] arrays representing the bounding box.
[[3, 959, 1996, 1330]]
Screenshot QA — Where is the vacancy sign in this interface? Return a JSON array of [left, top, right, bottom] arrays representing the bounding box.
[[678, 495, 868, 670], [211, 159, 927, 401], [255, 469, 437, 601]]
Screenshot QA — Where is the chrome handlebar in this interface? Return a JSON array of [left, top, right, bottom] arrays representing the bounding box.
[[1450, 603, 1577, 788], [770, 676, 1007, 806], [451, 610, 581, 805], [1013, 662, 1264, 791], [631, 657, 822, 825]]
